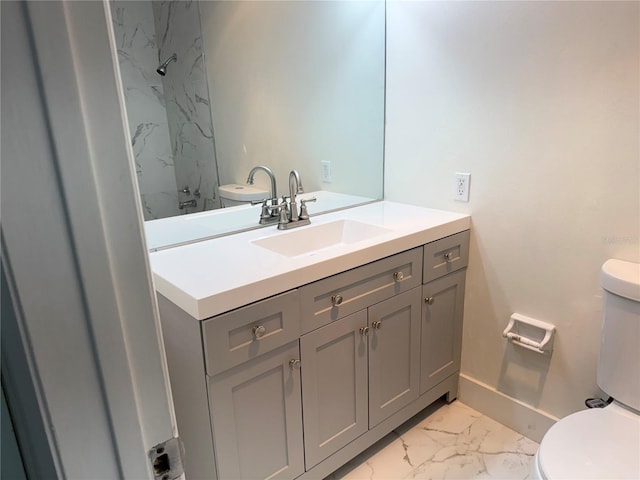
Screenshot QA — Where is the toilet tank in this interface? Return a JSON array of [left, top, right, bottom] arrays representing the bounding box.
[[598, 259, 640, 411], [218, 184, 269, 208]]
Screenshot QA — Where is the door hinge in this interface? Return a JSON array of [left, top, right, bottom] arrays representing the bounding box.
[[148, 437, 185, 480]]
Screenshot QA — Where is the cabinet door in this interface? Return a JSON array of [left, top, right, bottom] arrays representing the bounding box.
[[420, 270, 466, 395], [300, 310, 368, 469], [208, 342, 304, 480], [368, 287, 421, 428]]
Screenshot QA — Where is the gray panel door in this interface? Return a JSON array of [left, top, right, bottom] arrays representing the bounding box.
[[300, 310, 368, 469], [208, 341, 304, 480], [420, 270, 466, 395], [368, 287, 421, 428]]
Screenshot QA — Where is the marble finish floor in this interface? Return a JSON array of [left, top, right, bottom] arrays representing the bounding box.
[[326, 400, 538, 480]]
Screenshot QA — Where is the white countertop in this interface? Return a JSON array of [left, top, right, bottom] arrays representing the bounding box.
[[144, 190, 376, 251], [149, 201, 470, 320]]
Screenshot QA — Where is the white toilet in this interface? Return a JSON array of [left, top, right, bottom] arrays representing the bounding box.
[[531, 259, 640, 480], [218, 184, 269, 208]]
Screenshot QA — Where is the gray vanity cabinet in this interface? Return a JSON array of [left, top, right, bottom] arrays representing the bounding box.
[[299, 247, 423, 334], [208, 341, 305, 480], [159, 290, 304, 480], [420, 229, 468, 395], [420, 270, 466, 394], [368, 287, 422, 428], [299, 310, 369, 469], [157, 230, 470, 480], [203, 290, 304, 480], [300, 287, 422, 468]]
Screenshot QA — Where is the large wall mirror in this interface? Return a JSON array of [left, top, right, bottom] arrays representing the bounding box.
[[110, 0, 385, 247]]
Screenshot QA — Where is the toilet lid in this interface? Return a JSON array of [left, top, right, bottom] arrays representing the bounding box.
[[538, 406, 640, 479], [218, 184, 269, 202]]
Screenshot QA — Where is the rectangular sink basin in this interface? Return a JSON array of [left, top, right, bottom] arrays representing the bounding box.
[[252, 220, 392, 258]]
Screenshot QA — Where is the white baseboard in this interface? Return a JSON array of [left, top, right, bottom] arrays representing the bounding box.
[[458, 373, 559, 443]]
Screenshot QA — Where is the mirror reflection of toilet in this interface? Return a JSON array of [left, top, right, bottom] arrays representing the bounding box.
[[531, 259, 640, 480], [218, 184, 269, 208]]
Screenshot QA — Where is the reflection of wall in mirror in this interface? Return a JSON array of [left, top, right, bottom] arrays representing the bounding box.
[[200, 1, 385, 200], [111, 0, 221, 220], [110, 1, 179, 220], [153, 1, 222, 214]]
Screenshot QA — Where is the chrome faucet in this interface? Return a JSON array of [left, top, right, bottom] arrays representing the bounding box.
[[288, 170, 304, 222], [247, 166, 277, 207], [179, 199, 197, 209], [276, 170, 316, 230]]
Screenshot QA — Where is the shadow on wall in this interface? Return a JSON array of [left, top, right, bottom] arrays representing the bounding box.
[[497, 346, 551, 408], [462, 223, 553, 409]]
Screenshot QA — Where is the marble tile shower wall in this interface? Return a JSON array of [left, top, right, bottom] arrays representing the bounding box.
[[152, 1, 221, 214], [111, 1, 179, 220]]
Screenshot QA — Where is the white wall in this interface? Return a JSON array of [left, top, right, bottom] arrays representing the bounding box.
[[385, 1, 639, 420]]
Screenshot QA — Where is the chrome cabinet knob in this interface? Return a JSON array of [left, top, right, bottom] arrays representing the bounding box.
[[425, 297, 434, 305], [393, 271, 404, 282], [253, 325, 266, 339], [359, 326, 370, 336], [443, 252, 452, 262], [331, 294, 344, 306], [372, 320, 382, 330], [289, 359, 301, 370]]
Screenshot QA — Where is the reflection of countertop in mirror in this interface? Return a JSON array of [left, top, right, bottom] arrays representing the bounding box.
[[149, 201, 470, 320], [144, 190, 377, 251]]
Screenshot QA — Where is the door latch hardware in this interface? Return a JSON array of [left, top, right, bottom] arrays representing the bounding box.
[[148, 437, 184, 480]]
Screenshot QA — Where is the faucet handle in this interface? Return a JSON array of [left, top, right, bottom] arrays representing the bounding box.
[[271, 202, 290, 229], [299, 197, 316, 220], [251, 198, 274, 224], [280, 195, 291, 216]]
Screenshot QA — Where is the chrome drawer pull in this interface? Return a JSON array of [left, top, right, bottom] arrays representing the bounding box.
[[359, 326, 370, 336], [393, 271, 404, 282], [331, 294, 343, 306], [253, 325, 266, 339], [372, 320, 382, 330], [289, 359, 301, 370], [443, 252, 452, 262], [425, 296, 434, 305]]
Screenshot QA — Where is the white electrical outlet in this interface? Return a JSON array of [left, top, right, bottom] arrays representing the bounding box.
[[321, 161, 332, 183], [454, 173, 470, 202]]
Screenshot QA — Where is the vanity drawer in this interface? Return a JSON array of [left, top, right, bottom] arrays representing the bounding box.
[[300, 247, 422, 333], [423, 230, 470, 284], [202, 290, 300, 376]]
